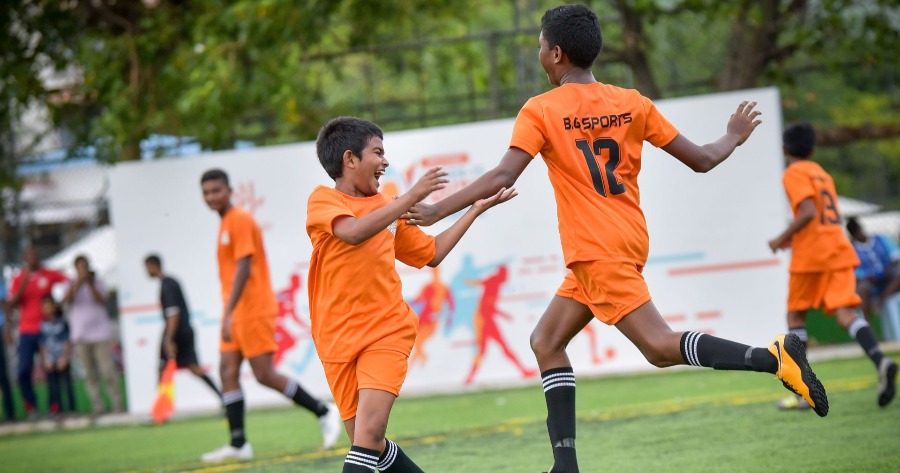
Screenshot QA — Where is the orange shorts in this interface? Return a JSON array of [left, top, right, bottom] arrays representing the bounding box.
[[322, 348, 409, 421], [788, 268, 861, 314], [219, 315, 278, 359], [556, 261, 651, 325]]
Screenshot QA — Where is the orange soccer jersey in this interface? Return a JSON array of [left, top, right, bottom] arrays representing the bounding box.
[[217, 206, 278, 320], [306, 186, 436, 363], [782, 160, 859, 273], [509, 82, 680, 267]]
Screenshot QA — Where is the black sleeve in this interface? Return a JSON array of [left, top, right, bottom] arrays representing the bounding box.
[[160, 279, 181, 316]]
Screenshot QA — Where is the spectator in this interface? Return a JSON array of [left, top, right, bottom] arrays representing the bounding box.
[[39, 295, 75, 419], [8, 247, 68, 418], [0, 277, 14, 423], [63, 255, 123, 416], [847, 218, 900, 340]]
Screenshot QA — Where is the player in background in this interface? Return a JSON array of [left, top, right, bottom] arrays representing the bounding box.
[[768, 122, 897, 410], [846, 217, 900, 338], [144, 254, 222, 402], [308, 116, 514, 473], [403, 5, 829, 472], [200, 169, 341, 462]]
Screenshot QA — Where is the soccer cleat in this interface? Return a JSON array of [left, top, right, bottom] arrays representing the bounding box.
[[200, 443, 254, 462], [319, 402, 342, 449], [877, 358, 897, 408], [776, 394, 810, 411], [768, 334, 828, 417]]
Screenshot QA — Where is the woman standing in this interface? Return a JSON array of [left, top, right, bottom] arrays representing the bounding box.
[[64, 255, 123, 416]]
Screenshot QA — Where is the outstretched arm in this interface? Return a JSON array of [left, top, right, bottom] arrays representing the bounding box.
[[404, 149, 531, 227], [333, 168, 448, 245], [768, 198, 817, 252], [663, 101, 762, 173], [427, 188, 517, 267]]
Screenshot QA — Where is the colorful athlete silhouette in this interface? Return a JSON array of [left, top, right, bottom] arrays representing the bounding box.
[[464, 265, 538, 384], [274, 273, 317, 373], [447, 254, 501, 336], [410, 267, 455, 366]]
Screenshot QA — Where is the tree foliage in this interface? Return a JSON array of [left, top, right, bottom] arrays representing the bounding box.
[[2, 0, 898, 204]]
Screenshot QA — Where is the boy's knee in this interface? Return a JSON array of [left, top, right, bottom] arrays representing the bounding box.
[[637, 336, 679, 368], [530, 328, 562, 359], [354, 422, 387, 448]]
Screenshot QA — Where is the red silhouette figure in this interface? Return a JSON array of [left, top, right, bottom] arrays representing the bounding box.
[[274, 274, 308, 367], [410, 267, 455, 366], [465, 265, 537, 384]]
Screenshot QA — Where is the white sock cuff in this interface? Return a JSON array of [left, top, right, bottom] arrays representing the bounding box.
[[848, 318, 869, 338], [789, 328, 808, 342], [223, 390, 244, 405], [283, 379, 298, 398]]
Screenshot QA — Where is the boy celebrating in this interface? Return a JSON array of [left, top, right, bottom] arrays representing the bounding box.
[[768, 122, 897, 410], [308, 116, 514, 472], [200, 169, 341, 462], [403, 5, 828, 472]]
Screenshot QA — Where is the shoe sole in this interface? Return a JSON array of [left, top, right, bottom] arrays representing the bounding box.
[[878, 361, 897, 408], [782, 334, 829, 417]]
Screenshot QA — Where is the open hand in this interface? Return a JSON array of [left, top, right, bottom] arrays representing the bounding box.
[[472, 187, 517, 214], [402, 201, 439, 226], [728, 101, 762, 146], [407, 167, 448, 203]]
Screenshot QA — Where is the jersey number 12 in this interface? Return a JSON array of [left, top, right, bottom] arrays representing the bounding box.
[[575, 138, 625, 197]]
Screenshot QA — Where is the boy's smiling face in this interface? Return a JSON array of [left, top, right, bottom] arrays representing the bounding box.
[[343, 135, 388, 197]]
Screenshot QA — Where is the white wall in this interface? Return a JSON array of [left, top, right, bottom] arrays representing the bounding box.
[[110, 87, 788, 415]]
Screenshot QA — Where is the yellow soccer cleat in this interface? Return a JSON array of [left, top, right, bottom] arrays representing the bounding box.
[[768, 334, 829, 417]]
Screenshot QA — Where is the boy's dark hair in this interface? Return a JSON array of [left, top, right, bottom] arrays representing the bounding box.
[[316, 117, 384, 180], [846, 217, 861, 235], [200, 168, 230, 186], [74, 254, 88, 266], [541, 4, 603, 69], [783, 122, 816, 159], [145, 254, 162, 268]]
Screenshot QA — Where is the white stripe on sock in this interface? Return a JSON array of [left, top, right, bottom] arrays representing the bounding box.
[[682, 332, 696, 366], [223, 390, 244, 405], [376, 439, 398, 470], [848, 318, 869, 338], [541, 373, 575, 387], [690, 331, 703, 366], [789, 328, 808, 343], [543, 381, 577, 393], [283, 379, 298, 398]]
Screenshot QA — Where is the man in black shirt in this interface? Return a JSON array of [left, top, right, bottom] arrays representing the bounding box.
[[145, 254, 221, 401]]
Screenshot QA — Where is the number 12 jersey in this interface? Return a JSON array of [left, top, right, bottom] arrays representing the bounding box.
[[510, 82, 679, 267]]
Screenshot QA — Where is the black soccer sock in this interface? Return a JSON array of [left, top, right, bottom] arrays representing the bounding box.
[[542, 367, 579, 473], [199, 374, 222, 399], [848, 318, 884, 367], [788, 327, 808, 351], [377, 439, 425, 472], [343, 445, 379, 472], [680, 331, 777, 374], [223, 390, 246, 448], [283, 379, 329, 417]]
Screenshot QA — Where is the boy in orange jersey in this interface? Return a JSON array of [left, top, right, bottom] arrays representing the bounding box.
[[308, 116, 514, 473], [199, 169, 342, 462], [403, 5, 828, 472], [768, 122, 896, 410]]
